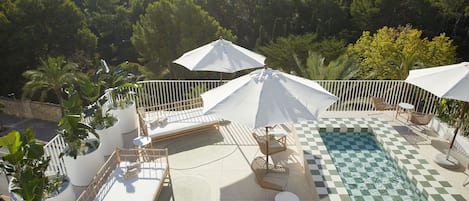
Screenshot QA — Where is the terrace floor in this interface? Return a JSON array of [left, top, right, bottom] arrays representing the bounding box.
[[1, 111, 469, 200], [117, 111, 469, 201]]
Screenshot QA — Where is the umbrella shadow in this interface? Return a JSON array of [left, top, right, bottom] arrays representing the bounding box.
[[154, 128, 224, 155]]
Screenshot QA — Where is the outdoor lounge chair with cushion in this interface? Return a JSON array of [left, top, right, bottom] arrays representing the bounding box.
[[371, 96, 396, 111], [252, 133, 287, 156], [250, 156, 289, 191]]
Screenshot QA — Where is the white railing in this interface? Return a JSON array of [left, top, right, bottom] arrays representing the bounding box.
[[44, 79, 442, 179], [44, 134, 68, 176], [135, 80, 440, 114]]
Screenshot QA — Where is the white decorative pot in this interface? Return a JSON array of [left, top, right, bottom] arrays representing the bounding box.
[[63, 139, 104, 186], [96, 120, 123, 156], [110, 102, 138, 134], [9, 177, 75, 201], [44, 177, 75, 201]]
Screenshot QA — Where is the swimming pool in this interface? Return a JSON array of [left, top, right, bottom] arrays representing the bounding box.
[[296, 118, 464, 201], [320, 132, 422, 201]]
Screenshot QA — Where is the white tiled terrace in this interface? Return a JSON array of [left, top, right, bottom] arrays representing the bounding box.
[[113, 110, 469, 201]]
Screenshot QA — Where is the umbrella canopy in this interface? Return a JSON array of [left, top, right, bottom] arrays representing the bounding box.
[[405, 62, 469, 165], [406, 62, 469, 102], [201, 68, 338, 128], [173, 38, 266, 73], [201, 67, 338, 170]]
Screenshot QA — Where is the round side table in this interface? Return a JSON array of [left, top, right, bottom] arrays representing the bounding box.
[[275, 191, 299, 201]]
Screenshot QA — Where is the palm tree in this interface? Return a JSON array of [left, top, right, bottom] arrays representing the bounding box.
[[22, 56, 79, 113]]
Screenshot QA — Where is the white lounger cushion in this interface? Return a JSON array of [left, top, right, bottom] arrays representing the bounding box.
[[143, 107, 219, 139], [94, 162, 168, 201]]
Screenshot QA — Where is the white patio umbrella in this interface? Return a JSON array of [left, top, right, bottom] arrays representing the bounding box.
[[201, 67, 338, 167], [405, 62, 469, 168], [173, 38, 266, 79]]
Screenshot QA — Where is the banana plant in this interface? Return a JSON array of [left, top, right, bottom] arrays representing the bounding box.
[[0, 128, 62, 201]]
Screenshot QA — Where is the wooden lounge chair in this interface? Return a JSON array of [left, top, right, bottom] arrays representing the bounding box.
[[252, 133, 286, 156], [250, 156, 289, 191], [371, 96, 396, 111], [410, 111, 433, 133]]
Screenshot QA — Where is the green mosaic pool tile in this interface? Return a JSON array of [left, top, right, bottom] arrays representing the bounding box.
[[404, 154, 415, 159], [314, 181, 325, 187], [401, 159, 410, 164], [333, 128, 340, 132], [430, 194, 446, 201], [319, 128, 326, 132], [360, 128, 368, 132], [347, 128, 354, 132]]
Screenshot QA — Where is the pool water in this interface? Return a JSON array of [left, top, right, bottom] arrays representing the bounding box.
[[320, 132, 424, 201]]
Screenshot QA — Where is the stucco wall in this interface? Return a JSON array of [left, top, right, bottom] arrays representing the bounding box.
[[0, 98, 61, 122]]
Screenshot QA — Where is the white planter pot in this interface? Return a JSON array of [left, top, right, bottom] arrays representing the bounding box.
[[45, 177, 75, 201], [63, 140, 104, 186], [9, 177, 75, 201], [97, 121, 123, 156], [110, 102, 138, 134]]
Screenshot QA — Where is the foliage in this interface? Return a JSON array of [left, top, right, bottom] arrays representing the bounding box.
[[0, 129, 64, 201], [258, 34, 350, 79], [57, 65, 119, 158], [435, 99, 469, 137], [258, 34, 317, 75], [295, 52, 359, 80], [22, 56, 81, 108], [0, 0, 97, 96], [347, 25, 457, 80], [131, 0, 235, 79], [57, 88, 99, 159], [78, 0, 139, 63]]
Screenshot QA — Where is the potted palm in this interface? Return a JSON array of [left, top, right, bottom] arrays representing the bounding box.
[[0, 129, 75, 201]]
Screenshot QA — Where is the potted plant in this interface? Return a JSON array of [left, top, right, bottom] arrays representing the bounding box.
[[109, 82, 140, 134], [0, 129, 75, 201], [103, 61, 141, 133], [58, 87, 104, 187], [87, 95, 121, 156]]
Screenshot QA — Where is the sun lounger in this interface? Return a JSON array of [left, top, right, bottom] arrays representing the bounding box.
[[138, 98, 220, 141], [76, 148, 170, 201]]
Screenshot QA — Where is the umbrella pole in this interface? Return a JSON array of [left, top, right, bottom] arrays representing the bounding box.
[[265, 126, 269, 171], [446, 102, 468, 160]]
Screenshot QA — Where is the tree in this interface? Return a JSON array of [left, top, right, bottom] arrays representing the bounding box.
[[258, 34, 348, 78], [131, 0, 235, 79], [77, 0, 141, 63], [258, 34, 317, 76], [22, 56, 81, 109], [0, 0, 97, 97], [347, 25, 457, 80], [295, 52, 358, 80]]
